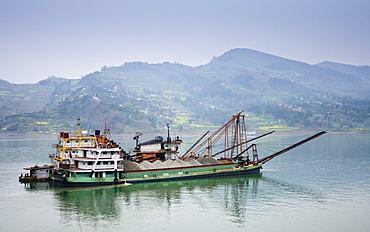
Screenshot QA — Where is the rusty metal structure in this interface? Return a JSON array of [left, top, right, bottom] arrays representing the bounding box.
[[182, 111, 253, 159]]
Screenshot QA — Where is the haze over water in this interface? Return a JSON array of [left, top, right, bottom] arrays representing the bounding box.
[[0, 133, 369, 232]]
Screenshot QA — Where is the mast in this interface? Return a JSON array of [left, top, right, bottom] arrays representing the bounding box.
[[133, 132, 143, 150], [103, 118, 111, 139], [182, 111, 248, 159], [211, 130, 275, 158], [167, 123, 171, 142], [77, 117, 81, 137], [180, 131, 210, 158]]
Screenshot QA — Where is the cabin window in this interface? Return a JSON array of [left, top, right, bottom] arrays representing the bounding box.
[[97, 161, 101, 165], [110, 161, 114, 165], [84, 140, 88, 143], [87, 161, 93, 165], [67, 141, 70, 143], [103, 161, 109, 165]]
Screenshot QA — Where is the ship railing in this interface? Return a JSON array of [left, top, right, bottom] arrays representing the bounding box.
[[169, 136, 182, 142], [52, 144, 62, 149], [111, 154, 121, 159], [59, 132, 95, 138], [49, 154, 64, 160], [49, 154, 57, 159]]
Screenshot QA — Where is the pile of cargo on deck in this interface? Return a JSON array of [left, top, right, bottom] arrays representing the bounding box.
[[120, 157, 226, 171]]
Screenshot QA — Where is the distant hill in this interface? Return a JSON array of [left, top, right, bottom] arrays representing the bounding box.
[[315, 61, 370, 97], [316, 61, 370, 80], [0, 79, 56, 116], [1, 48, 369, 134], [201, 49, 370, 98]]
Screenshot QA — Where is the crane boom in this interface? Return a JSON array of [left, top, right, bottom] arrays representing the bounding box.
[[259, 131, 326, 164]]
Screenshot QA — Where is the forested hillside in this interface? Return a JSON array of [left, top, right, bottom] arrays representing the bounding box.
[[1, 48, 369, 134]]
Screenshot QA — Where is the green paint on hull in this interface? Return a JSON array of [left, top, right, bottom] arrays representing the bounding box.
[[50, 163, 262, 186]]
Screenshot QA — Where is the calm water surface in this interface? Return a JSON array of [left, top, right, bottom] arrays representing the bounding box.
[[0, 133, 369, 232]]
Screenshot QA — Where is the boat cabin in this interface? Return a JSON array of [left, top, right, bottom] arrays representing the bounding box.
[[19, 165, 54, 182], [133, 135, 183, 162]]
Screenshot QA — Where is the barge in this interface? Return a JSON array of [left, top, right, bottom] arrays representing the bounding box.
[[24, 113, 326, 187]]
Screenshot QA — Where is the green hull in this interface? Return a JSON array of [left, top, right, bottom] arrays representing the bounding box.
[[50, 163, 262, 187]]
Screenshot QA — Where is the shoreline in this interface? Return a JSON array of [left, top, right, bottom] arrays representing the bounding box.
[[1, 129, 367, 139]]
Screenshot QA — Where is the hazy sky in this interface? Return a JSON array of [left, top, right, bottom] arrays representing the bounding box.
[[1, 0, 369, 84]]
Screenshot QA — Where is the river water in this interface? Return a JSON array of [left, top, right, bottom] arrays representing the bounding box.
[[0, 133, 369, 232]]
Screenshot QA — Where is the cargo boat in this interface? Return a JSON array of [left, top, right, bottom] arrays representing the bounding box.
[[45, 113, 325, 187], [19, 164, 54, 183]]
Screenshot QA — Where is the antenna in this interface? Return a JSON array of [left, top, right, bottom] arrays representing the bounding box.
[[167, 123, 171, 142], [103, 118, 110, 139], [77, 117, 81, 137], [133, 132, 143, 149]]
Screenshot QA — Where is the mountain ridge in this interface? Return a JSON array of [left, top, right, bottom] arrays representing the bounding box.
[[1, 48, 369, 134]]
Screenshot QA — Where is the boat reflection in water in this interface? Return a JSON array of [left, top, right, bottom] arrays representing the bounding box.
[[21, 182, 52, 190], [29, 173, 324, 227]]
